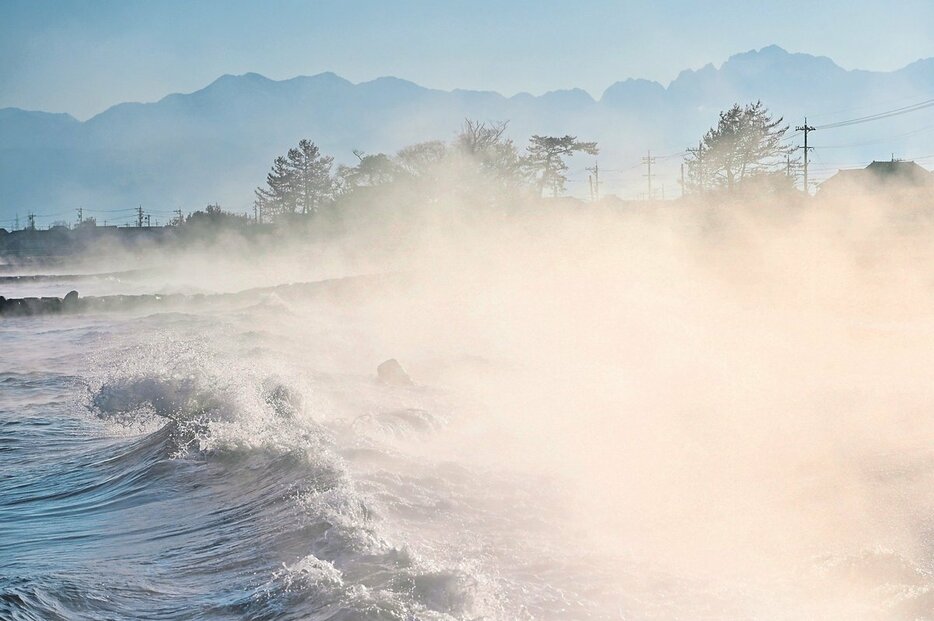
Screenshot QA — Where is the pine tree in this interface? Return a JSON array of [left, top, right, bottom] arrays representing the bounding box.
[[685, 101, 791, 193], [254, 140, 336, 220], [523, 135, 598, 197], [286, 139, 334, 214], [254, 155, 295, 220]]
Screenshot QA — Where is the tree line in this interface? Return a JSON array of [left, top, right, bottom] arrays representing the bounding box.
[[253, 122, 598, 221], [3, 101, 802, 234], [253, 101, 797, 221]]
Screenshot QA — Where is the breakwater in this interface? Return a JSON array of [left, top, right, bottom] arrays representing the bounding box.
[[0, 274, 396, 317]]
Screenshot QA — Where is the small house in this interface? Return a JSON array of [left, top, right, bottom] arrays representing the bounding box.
[[819, 160, 934, 204]]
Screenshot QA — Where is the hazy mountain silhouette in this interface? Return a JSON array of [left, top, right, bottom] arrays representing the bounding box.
[[2, 45, 933, 221]]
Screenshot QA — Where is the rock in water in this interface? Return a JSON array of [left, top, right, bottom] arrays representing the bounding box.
[[377, 359, 413, 386], [63, 290, 79, 312]]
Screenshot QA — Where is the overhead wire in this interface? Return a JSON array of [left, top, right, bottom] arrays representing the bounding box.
[[814, 98, 934, 130]]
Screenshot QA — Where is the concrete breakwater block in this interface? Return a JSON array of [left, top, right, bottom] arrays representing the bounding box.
[[0, 295, 65, 316], [1, 274, 386, 318], [0, 290, 187, 317], [0, 289, 188, 317], [63, 290, 79, 311]]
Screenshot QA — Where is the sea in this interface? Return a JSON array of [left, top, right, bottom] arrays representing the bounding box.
[[0, 266, 637, 621], [3, 254, 934, 621]]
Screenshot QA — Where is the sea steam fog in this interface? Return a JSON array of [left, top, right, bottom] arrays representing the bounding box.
[[4, 187, 934, 619]]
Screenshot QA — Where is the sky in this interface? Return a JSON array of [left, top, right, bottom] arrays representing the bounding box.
[[2, 0, 934, 120]]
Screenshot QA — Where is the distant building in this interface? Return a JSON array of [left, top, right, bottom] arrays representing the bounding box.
[[819, 160, 934, 204]]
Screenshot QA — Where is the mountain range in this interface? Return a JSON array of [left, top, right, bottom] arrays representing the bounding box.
[[2, 45, 934, 224]]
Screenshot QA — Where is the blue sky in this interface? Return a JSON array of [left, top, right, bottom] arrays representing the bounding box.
[[3, 0, 933, 119]]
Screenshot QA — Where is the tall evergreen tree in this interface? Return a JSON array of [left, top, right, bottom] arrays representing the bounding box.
[[254, 155, 295, 220], [286, 139, 334, 214], [255, 139, 335, 220]]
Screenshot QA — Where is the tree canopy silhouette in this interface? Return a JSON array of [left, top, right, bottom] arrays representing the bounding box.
[[524, 135, 599, 197], [255, 139, 334, 221], [685, 101, 791, 193]]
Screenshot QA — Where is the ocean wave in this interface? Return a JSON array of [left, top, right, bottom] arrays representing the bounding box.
[[18, 333, 486, 621]]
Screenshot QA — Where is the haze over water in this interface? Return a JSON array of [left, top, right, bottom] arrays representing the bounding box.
[[3, 200, 934, 619]]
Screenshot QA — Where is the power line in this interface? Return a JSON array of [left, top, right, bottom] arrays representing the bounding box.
[[83, 207, 141, 214], [815, 98, 934, 130], [815, 124, 934, 149], [807, 91, 934, 121], [655, 150, 689, 160]]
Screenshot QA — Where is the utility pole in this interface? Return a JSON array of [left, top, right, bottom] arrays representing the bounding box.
[[585, 162, 600, 201], [680, 163, 685, 198], [795, 118, 816, 194], [145, 214, 151, 227], [136, 205, 144, 228], [76, 207, 83, 225], [642, 150, 656, 201], [26, 213, 35, 230]]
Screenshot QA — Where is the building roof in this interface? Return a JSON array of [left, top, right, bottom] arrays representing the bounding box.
[[819, 160, 934, 194], [864, 160, 932, 181]]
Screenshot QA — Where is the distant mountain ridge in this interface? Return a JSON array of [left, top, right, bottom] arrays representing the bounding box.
[[2, 45, 933, 222]]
